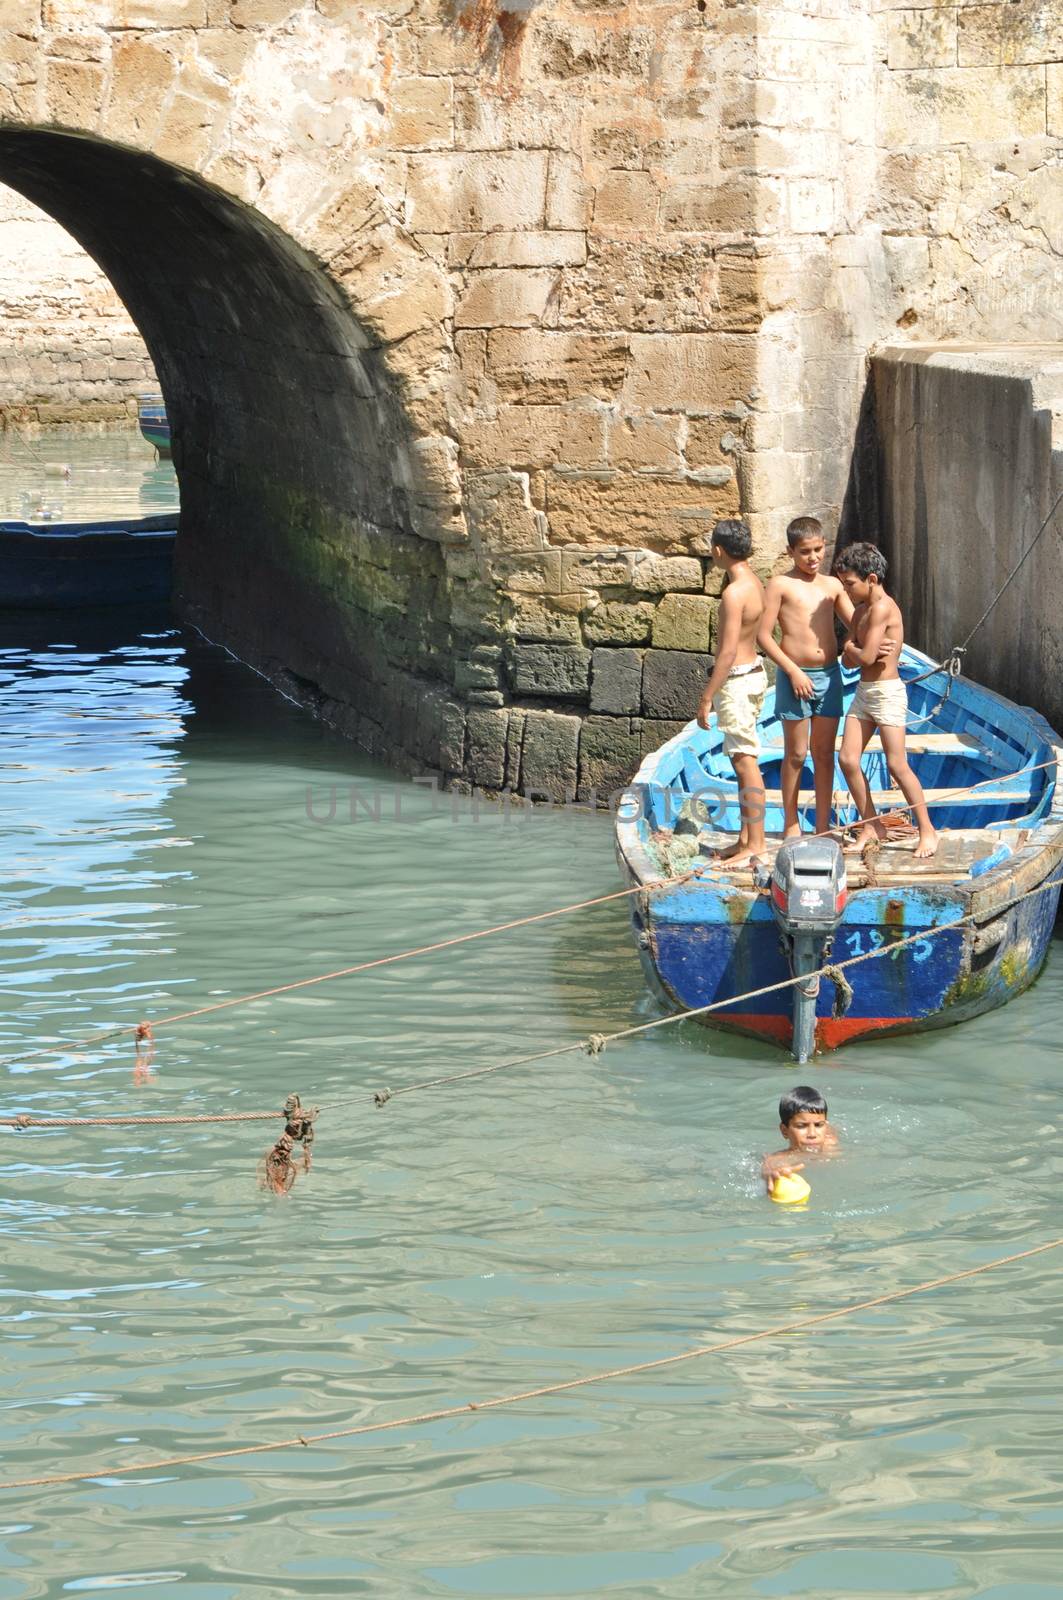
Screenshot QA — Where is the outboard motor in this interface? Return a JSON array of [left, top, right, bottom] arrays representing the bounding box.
[[769, 838, 848, 1064]]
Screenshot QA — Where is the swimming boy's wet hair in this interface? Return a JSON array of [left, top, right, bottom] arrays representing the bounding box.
[[834, 541, 887, 583], [786, 516, 823, 548], [711, 519, 753, 560], [779, 1084, 828, 1125]]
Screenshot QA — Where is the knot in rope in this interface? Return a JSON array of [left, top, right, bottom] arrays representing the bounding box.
[[374, 1087, 392, 1108], [944, 646, 966, 678], [260, 1092, 318, 1195], [821, 964, 854, 1019], [585, 1033, 608, 1057], [861, 837, 881, 887]]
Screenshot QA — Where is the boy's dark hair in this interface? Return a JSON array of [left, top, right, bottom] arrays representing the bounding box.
[[711, 519, 753, 560], [779, 1084, 828, 1125], [786, 516, 823, 548], [834, 541, 887, 583]]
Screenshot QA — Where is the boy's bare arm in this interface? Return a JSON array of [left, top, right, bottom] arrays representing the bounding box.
[[845, 596, 890, 667], [833, 582, 855, 630], [697, 587, 743, 727]]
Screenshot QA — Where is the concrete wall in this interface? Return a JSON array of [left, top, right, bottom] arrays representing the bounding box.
[[872, 347, 1063, 733], [0, 183, 156, 423]]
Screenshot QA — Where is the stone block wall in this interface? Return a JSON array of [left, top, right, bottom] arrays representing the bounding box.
[[0, 183, 157, 423], [0, 0, 1061, 796]]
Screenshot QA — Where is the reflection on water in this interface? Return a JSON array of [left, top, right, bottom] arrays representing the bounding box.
[[0, 427, 178, 523], [0, 608, 1061, 1600]]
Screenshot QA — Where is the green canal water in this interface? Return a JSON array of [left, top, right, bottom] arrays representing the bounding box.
[[0, 429, 178, 525], [1, 611, 1062, 1599]]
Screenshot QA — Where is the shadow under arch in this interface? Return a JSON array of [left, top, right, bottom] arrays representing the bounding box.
[[0, 127, 458, 772]]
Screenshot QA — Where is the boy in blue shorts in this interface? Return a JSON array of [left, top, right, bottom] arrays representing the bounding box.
[[758, 518, 852, 838]]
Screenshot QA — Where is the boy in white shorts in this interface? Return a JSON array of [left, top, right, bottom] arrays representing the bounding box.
[[834, 543, 937, 859], [696, 519, 768, 868]]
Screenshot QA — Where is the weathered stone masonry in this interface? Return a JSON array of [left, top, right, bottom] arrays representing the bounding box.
[[0, 0, 1060, 796]]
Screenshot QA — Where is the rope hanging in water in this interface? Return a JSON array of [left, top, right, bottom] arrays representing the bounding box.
[[259, 1094, 319, 1195]]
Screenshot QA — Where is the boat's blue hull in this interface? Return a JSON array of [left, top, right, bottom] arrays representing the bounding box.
[[616, 647, 1063, 1052], [0, 515, 175, 608], [635, 864, 1060, 1047], [137, 397, 171, 458]]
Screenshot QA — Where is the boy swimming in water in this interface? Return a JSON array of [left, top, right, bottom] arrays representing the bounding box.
[[762, 1084, 839, 1192]]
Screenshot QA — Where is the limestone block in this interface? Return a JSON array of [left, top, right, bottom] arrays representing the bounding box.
[[415, 25, 484, 76], [1051, 64, 1063, 135], [782, 408, 848, 452], [590, 648, 644, 714], [155, 93, 220, 171], [641, 650, 710, 720], [623, 334, 756, 412], [639, 718, 688, 757], [546, 470, 736, 550], [577, 715, 642, 799], [957, 1, 1063, 65], [629, 553, 703, 593], [467, 690, 505, 707], [334, 228, 451, 345], [593, 171, 660, 227], [507, 597, 583, 644], [582, 601, 656, 645], [389, 75, 453, 148], [560, 548, 635, 589], [45, 59, 104, 126], [520, 710, 580, 802], [659, 178, 782, 233], [459, 405, 607, 471], [466, 707, 509, 789], [455, 269, 559, 330], [1004, 167, 1063, 255], [491, 550, 563, 593], [888, 9, 957, 67], [466, 471, 546, 554], [487, 331, 629, 403], [879, 66, 1046, 146], [405, 152, 549, 233], [787, 179, 836, 235], [509, 643, 591, 697], [126, 0, 207, 21], [607, 414, 682, 473], [535, 19, 654, 82], [546, 151, 590, 230], [229, 0, 297, 19], [650, 593, 715, 652], [106, 37, 177, 144], [7, 0, 39, 32], [440, 699, 467, 774], [459, 232, 587, 268], [455, 657, 501, 691]]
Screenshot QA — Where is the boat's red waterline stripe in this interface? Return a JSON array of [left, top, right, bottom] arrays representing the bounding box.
[[713, 1013, 911, 1047]]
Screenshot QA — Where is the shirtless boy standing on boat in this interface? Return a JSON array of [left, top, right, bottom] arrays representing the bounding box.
[[835, 542, 938, 860], [758, 517, 852, 839], [696, 520, 767, 869], [762, 1084, 839, 1193]]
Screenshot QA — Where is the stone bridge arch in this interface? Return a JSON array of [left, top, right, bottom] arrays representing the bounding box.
[[0, 114, 467, 775]]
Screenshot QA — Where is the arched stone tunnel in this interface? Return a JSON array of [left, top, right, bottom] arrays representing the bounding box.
[[0, 127, 468, 784]]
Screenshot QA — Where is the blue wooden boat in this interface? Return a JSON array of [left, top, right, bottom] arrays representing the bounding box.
[[137, 394, 171, 458], [616, 645, 1063, 1058], [0, 514, 175, 607]]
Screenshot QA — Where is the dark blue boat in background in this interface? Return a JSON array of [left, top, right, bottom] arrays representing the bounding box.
[[137, 394, 171, 458], [616, 646, 1063, 1058], [0, 513, 175, 607]]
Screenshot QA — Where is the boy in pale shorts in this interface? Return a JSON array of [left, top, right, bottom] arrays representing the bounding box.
[[834, 543, 937, 859], [696, 520, 768, 867]]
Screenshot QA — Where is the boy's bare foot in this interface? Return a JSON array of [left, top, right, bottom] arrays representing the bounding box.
[[914, 829, 938, 859], [853, 821, 885, 849], [712, 837, 751, 861], [783, 822, 802, 840], [717, 849, 765, 872]]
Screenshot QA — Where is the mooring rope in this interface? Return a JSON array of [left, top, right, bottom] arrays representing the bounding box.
[[7, 1232, 1062, 1492], [346, 870, 1063, 1110], [7, 870, 1062, 1131]]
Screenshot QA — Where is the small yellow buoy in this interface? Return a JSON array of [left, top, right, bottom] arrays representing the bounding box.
[[770, 1170, 811, 1205]]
